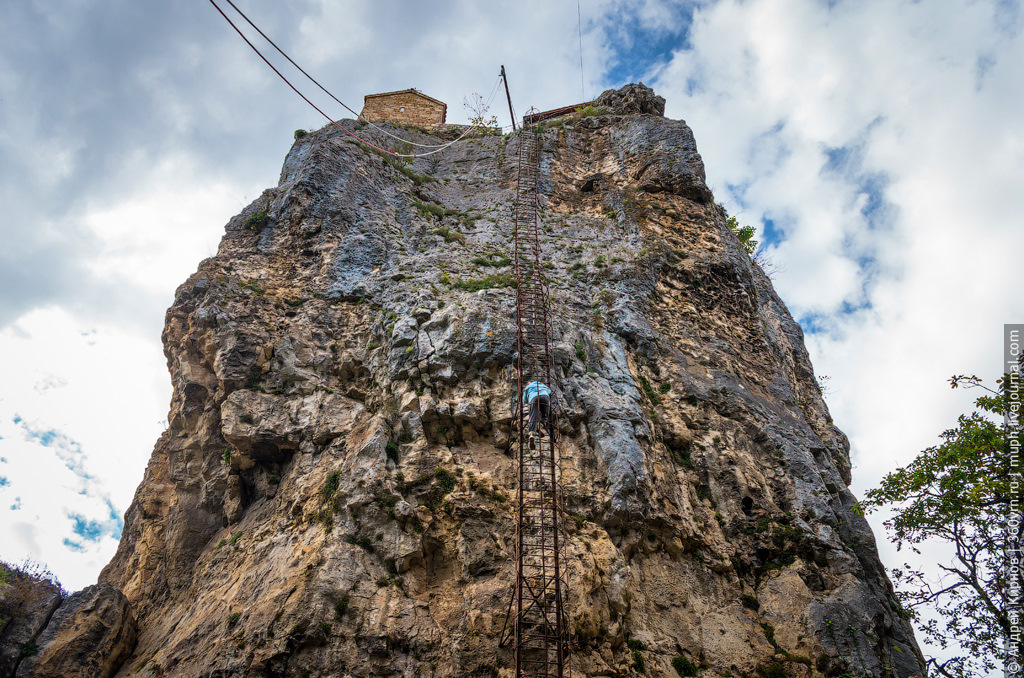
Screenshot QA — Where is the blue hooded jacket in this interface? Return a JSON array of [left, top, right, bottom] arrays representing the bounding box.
[[522, 381, 552, 403]]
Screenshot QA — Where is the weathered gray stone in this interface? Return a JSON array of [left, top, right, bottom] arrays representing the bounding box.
[[595, 82, 666, 116]]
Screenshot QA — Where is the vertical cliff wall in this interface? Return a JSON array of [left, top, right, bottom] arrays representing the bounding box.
[[66, 85, 923, 678]]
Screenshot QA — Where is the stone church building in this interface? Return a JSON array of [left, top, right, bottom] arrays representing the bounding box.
[[360, 89, 447, 126]]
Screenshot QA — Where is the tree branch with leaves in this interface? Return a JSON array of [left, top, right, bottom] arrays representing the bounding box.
[[863, 372, 1022, 678]]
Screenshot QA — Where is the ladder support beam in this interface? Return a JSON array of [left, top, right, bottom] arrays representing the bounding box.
[[502, 125, 571, 678]]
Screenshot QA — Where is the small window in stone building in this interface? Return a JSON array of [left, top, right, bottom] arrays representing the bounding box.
[[399, 107, 405, 112]]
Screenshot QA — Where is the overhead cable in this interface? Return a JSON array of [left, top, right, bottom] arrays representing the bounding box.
[[224, 0, 497, 149], [578, 0, 585, 101], [209, 0, 504, 157]]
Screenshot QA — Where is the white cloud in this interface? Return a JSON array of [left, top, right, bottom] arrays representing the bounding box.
[[0, 308, 170, 590], [83, 155, 244, 297]]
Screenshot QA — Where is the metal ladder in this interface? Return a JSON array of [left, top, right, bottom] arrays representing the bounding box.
[[500, 127, 571, 678]]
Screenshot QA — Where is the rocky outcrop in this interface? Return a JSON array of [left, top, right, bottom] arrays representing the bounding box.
[[84, 84, 924, 677], [14, 584, 135, 678], [0, 576, 62, 678], [595, 82, 666, 116]]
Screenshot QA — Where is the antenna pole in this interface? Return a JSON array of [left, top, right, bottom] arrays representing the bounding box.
[[501, 65, 517, 131]]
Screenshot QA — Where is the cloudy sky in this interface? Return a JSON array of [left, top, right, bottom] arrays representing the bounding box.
[[1, 0, 1021, 665]]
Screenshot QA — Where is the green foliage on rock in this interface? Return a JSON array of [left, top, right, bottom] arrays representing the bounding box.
[[245, 211, 269, 231], [672, 656, 697, 677], [321, 471, 341, 503], [450, 274, 517, 292], [471, 255, 511, 268], [727, 216, 758, 256], [638, 375, 662, 406], [627, 639, 646, 673], [434, 467, 457, 494]]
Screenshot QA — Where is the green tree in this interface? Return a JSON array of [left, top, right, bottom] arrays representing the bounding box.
[[727, 216, 758, 256], [863, 373, 1021, 678]]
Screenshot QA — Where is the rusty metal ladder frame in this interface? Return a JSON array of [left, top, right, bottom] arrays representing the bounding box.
[[499, 122, 572, 678]]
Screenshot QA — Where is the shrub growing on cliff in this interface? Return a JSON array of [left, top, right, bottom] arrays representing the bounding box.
[[727, 216, 758, 256], [321, 471, 342, 503], [863, 373, 1020, 678], [575, 341, 587, 363], [0, 560, 65, 624], [573, 104, 610, 119], [431, 226, 466, 244], [672, 656, 697, 677], [245, 211, 269, 231], [434, 467, 457, 494], [463, 92, 499, 129], [245, 363, 263, 390], [471, 255, 511, 268], [638, 375, 662, 406], [627, 639, 646, 673], [333, 595, 349, 619]]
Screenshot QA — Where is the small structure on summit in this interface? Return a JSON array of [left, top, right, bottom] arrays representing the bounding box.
[[522, 100, 594, 126], [522, 82, 666, 126], [360, 88, 447, 126]]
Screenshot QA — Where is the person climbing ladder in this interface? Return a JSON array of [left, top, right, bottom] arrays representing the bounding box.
[[523, 380, 552, 433]]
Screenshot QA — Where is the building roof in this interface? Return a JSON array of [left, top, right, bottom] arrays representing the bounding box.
[[363, 89, 447, 110], [522, 101, 594, 126]]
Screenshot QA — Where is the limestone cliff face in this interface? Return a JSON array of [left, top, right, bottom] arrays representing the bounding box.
[[89, 85, 923, 678]]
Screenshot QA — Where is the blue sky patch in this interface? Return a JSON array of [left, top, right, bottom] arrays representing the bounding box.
[[13, 416, 94, 481], [62, 538, 87, 553], [822, 142, 891, 227], [798, 313, 829, 334], [760, 218, 786, 248], [602, 3, 696, 88], [0, 476, 9, 487], [68, 507, 122, 542]]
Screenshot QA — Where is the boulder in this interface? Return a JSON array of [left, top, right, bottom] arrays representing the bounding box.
[[0, 576, 62, 678], [15, 584, 136, 678]]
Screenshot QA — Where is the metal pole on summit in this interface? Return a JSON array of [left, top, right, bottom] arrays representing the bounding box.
[[501, 66, 517, 132]]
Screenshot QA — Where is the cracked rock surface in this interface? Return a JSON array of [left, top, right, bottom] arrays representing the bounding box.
[[27, 85, 926, 677]]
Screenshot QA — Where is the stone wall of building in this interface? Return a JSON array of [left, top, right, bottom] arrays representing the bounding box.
[[360, 91, 446, 126]]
